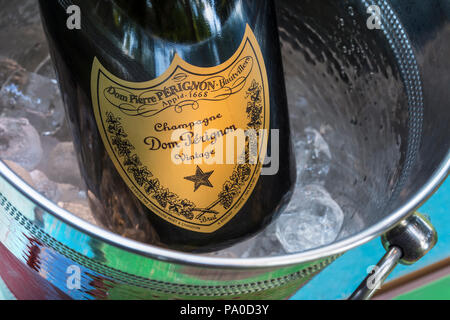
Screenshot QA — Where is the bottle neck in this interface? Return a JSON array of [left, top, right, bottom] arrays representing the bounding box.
[[84, 0, 238, 43]]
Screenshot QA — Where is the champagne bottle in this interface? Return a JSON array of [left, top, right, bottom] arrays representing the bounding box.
[[39, 0, 295, 252]]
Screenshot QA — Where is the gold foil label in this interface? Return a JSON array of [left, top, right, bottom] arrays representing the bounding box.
[[91, 25, 269, 233]]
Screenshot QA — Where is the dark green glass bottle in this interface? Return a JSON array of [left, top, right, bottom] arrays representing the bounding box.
[[39, 0, 295, 252]]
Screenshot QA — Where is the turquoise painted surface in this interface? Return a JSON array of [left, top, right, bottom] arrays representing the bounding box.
[[291, 177, 450, 300], [0, 276, 13, 300]]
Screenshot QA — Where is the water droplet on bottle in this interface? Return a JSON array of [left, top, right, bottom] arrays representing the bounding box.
[[348, 6, 354, 16]]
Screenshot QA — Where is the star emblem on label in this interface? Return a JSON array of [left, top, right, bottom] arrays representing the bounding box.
[[184, 166, 214, 192]]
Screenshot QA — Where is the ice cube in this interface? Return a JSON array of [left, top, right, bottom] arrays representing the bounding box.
[[30, 170, 60, 202], [57, 183, 88, 204], [276, 184, 344, 253], [0, 0, 49, 71], [45, 142, 84, 188], [35, 55, 56, 79], [243, 222, 286, 257], [209, 222, 286, 258], [206, 235, 258, 258], [2, 160, 34, 187], [294, 128, 332, 185], [30, 169, 88, 205], [0, 68, 65, 137], [0, 56, 24, 85], [0, 117, 42, 170], [58, 201, 100, 227]]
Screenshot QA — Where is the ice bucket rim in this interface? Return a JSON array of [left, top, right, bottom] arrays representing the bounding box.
[[0, 152, 448, 269]]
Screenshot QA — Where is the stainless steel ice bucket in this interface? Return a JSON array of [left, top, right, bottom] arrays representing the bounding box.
[[0, 0, 448, 300]]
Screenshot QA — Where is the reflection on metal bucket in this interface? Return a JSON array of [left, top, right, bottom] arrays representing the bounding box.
[[0, 0, 448, 299]]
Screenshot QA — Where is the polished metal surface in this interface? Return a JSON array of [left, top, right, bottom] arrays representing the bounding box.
[[381, 213, 438, 265], [349, 246, 402, 300], [350, 212, 438, 300], [0, 0, 449, 299]]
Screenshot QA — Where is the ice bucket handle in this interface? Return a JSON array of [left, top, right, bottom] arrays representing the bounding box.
[[348, 212, 437, 300]]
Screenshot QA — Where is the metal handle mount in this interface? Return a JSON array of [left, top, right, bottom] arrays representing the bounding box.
[[349, 212, 437, 300]]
